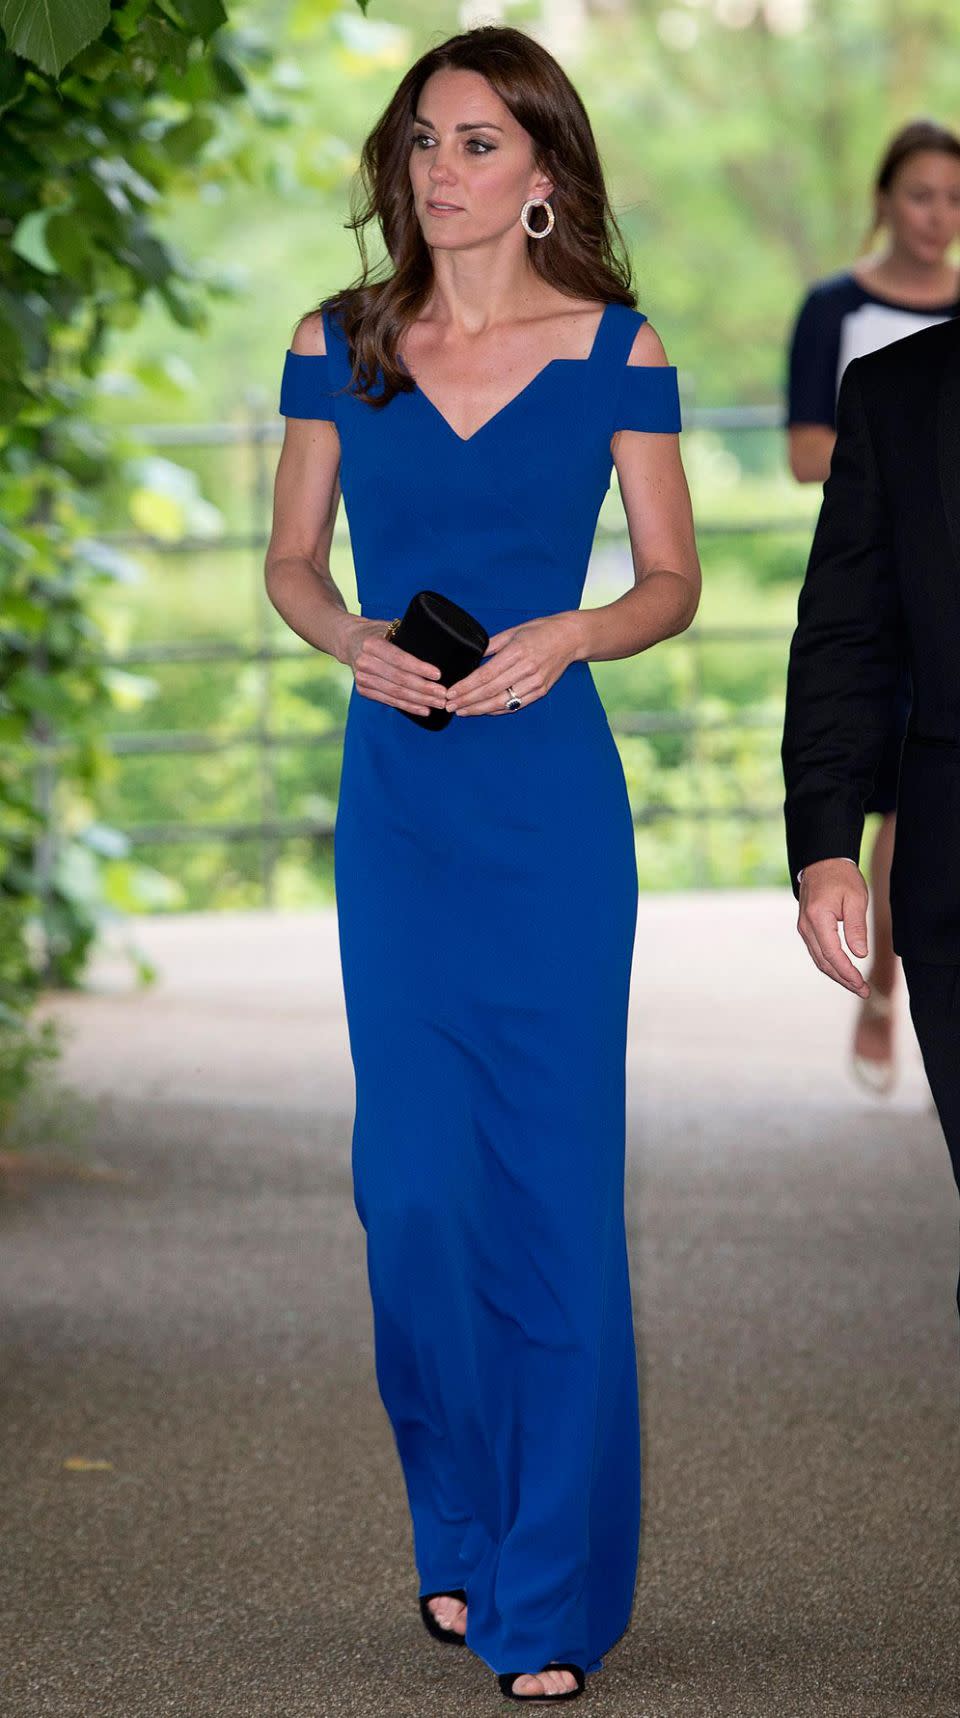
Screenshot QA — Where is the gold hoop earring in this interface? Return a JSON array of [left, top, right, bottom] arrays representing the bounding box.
[[520, 197, 555, 239]]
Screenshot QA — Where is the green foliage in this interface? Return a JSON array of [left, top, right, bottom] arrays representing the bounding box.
[[580, 0, 960, 398], [0, 0, 285, 1127], [0, 895, 59, 1130]]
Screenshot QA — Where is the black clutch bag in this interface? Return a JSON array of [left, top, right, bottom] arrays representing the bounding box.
[[384, 590, 489, 731]]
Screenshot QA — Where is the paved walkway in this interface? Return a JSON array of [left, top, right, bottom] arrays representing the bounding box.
[[2, 894, 957, 1717]]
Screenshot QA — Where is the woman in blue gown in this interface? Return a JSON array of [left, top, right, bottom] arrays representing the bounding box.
[[266, 24, 700, 1703]]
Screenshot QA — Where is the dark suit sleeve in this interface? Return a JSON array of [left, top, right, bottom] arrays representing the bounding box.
[[781, 357, 905, 898]]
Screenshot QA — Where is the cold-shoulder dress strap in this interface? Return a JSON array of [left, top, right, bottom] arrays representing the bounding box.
[[588, 299, 639, 368], [599, 302, 682, 435], [278, 304, 344, 422]]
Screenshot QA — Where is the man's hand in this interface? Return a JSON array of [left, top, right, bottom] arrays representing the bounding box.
[[797, 858, 871, 997]]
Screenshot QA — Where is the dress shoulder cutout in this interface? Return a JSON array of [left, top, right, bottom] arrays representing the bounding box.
[[278, 304, 342, 421], [603, 305, 682, 434]]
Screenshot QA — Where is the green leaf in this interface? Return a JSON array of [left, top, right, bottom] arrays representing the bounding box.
[[72, 538, 144, 585], [0, 319, 24, 383], [129, 15, 189, 77], [44, 206, 95, 277], [168, 0, 227, 41], [0, 595, 47, 638], [52, 840, 100, 906], [11, 207, 66, 276], [130, 353, 195, 396], [115, 226, 176, 286], [110, 0, 153, 43], [157, 277, 206, 330], [206, 49, 246, 98], [69, 39, 123, 81], [101, 858, 183, 916], [0, 712, 29, 744], [100, 668, 157, 710], [79, 823, 131, 860], [5, 667, 77, 723], [0, 45, 23, 115], [91, 157, 161, 209], [0, 779, 41, 819], [0, 287, 49, 373], [0, 0, 111, 79], [159, 112, 217, 166]]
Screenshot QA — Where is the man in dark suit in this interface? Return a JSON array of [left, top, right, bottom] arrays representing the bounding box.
[[781, 316, 960, 1322]]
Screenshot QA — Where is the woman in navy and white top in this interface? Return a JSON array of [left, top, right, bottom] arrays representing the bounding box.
[[786, 118, 960, 1096]]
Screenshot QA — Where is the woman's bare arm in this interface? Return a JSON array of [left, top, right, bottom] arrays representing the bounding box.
[[264, 315, 447, 716], [264, 313, 362, 665], [788, 423, 836, 484], [571, 322, 701, 665]]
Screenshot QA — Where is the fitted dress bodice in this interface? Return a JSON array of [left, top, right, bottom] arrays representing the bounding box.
[[279, 297, 681, 625]]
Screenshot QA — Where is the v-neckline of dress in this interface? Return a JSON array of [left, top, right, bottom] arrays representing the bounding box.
[[401, 300, 613, 447]]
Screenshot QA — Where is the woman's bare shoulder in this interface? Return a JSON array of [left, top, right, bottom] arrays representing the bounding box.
[[626, 319, 669, 367], [290, 310, 327, 356]]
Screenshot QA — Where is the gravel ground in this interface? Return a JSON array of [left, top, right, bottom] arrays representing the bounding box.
[[1, 895, 957, 1718]]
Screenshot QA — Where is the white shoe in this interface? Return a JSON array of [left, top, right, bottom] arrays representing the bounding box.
[[851, 988, 896, 1095]]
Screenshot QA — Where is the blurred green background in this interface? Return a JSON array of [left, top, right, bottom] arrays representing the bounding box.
[[86, 0, 958, 909]]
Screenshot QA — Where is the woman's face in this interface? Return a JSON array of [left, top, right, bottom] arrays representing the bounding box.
[[879, 149, 960, 265], [407, 67, 554, 250]]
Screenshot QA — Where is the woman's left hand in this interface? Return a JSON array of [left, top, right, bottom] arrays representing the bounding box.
[[445, 612, 583, 716]]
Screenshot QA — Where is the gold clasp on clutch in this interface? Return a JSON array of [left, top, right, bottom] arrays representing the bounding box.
[[383, 617, 401, 641]]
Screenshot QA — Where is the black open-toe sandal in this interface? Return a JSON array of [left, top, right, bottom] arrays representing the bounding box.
[[497, 1662, 586, 1701], [419, 1587, 468, 1646]]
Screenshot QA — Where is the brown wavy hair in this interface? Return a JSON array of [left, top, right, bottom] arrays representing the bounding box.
[[864, 116, 960, 247], [298, 24, 637, 409]]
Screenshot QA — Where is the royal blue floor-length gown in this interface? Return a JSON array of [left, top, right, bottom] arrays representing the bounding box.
[[278, 298, 682, 1680]]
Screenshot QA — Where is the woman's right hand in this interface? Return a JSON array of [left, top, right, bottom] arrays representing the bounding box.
[[343, 617, 448, 717]]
